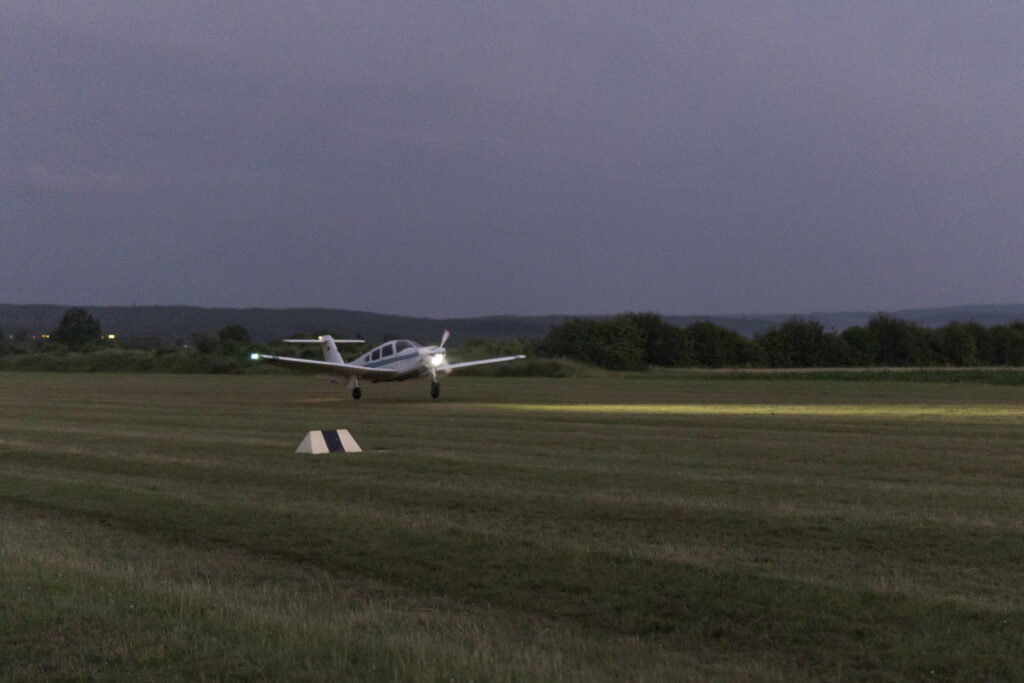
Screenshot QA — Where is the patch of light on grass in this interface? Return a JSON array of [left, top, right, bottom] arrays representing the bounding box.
[[478, 403, 1024, 420]]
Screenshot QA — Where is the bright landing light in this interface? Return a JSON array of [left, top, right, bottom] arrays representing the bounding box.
[[475, 403, 1024, 421], [250, 353, 260, 361], [430, 353, 445, 367]]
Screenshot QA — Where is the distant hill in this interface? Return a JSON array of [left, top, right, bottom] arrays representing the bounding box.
[[3, 303, 1024, 344], [666, 304, 1024, 337]]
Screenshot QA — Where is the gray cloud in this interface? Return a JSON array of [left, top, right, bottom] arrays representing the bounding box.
[[2, 2, 1022, 316]]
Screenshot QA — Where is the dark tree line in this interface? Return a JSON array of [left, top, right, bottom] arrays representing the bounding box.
[[0, 307, 107, 353], [535, 313, 1024, 370], [7, 307, 1024, 373], [0, 308, 255, 359], [0, 308, 265, 373]]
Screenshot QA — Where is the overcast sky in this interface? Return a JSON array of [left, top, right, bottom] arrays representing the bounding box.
[[2, 2, 1022, 317]]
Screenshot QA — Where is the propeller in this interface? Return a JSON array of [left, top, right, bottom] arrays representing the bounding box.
[[425, 329, 454, 378], [437, 329, 451, 373], [422, 330, 452, 379]]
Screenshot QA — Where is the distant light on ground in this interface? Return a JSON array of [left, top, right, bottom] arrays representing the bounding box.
[[480, 403, 1024, 421]]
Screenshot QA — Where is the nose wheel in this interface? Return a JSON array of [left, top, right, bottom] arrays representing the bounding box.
[[430, 380, 440, 399]]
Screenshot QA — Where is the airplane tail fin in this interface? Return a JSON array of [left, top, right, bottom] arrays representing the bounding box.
[[283, 336, 363, 364]]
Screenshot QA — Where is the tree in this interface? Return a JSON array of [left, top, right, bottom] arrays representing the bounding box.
[[989, 323, 1024, 365], [190, 332, 218, 353], [866, 315, 933, 366], [755, 319, 854, 368], [621, 312, 690, 367], [217, 324, 255, 357], [756, 319, 824, 367], [591, 316, 646, 370], [840, 326, 874, 366], [218, 325, 251, 344], [537, 316, 645, 370], [51, 308, 102, 351], [935, 322, 981, 366], [679, 321, 765, 368]]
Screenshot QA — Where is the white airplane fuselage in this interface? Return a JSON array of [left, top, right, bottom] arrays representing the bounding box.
[[348, 339, 447, 382]]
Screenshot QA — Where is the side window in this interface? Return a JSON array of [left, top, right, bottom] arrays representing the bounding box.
[[381, 343, 394, 358], [371, 348, 380, 361]]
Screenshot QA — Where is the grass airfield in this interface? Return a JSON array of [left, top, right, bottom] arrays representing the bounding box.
[[2, 371, 1024, 681]]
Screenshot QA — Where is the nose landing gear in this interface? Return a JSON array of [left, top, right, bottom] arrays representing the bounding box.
[[430, 380, 440, 399]]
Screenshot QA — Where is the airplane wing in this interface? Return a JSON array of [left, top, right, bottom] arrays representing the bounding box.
[[445, 355, 526, 371], [253, 354, 398, 380]]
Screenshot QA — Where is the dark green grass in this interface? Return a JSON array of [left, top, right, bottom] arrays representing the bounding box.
[[2, 373, 1024, 681]]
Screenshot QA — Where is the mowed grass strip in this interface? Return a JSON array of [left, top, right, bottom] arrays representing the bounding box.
[[4, 507, 697, 682], [2, 372, 1024, 680]]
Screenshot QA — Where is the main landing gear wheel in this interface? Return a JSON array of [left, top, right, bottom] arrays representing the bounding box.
[[430, 381, 440, 399], [352, 387, 362, 400]]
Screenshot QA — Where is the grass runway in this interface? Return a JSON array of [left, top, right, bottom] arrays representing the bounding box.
[[2, 372, 1023, 681]]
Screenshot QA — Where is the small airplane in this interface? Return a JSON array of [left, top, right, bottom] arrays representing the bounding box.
[[250, 330, 525, 399]]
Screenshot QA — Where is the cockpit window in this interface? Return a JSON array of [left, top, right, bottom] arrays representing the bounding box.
[[381, 344, 394, 358], [395, 340, 413, 352]]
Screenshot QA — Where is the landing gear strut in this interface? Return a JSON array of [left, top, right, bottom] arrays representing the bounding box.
[[430, 380, 440, 399]]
